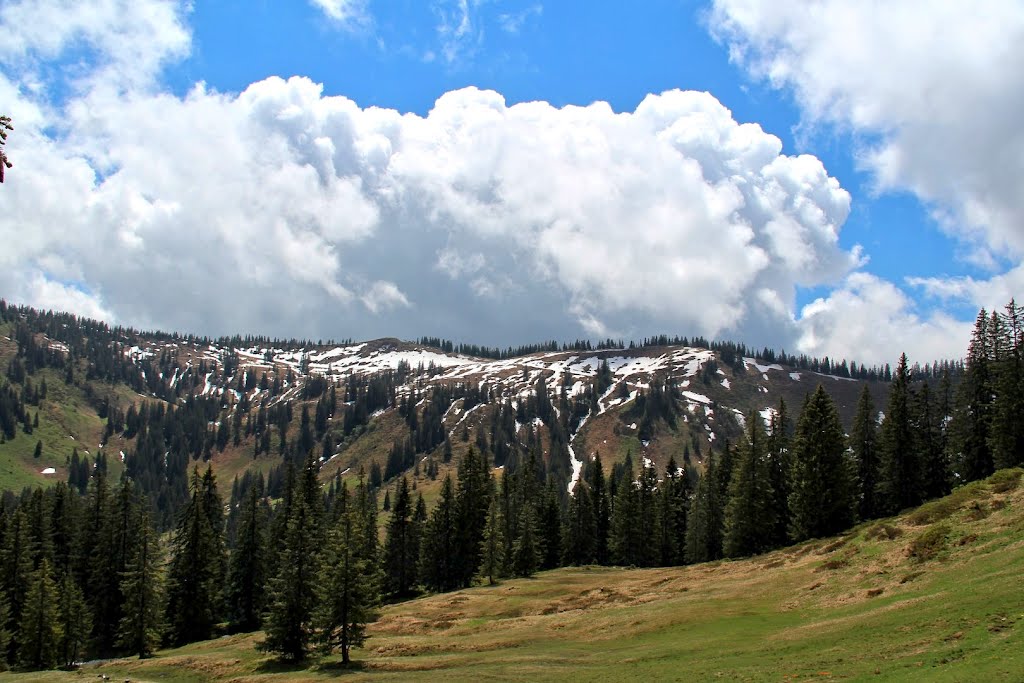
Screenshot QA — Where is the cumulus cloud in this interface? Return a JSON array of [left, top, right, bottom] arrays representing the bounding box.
[[708, 0, 1024, 262], [798, 273, 972, 365], [1, 0, 964, 364]]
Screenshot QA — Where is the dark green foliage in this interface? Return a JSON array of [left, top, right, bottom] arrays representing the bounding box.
[[55, 571, 90, 668], [478, 496, 506, 583], [878, 355, 922, 513], [563, 480, 596, 566], [589, 452, 610, 564], [850, 386, 881, 520], [990, 300, 1024, 470], [511, 504, 539, 578], [314, 495, 379, 665], [914, 382, 949, 501], [788, 386, 856, 542], [382, 477, 419, 599], [454, 447, 492, 588], [17, 559, 60, 670], [766, 400, 792, 547], [685, 453, 724, 564], [117, 509, 163, 658], [226, 483, 268, 633], [419, 475, 458, 592], [723, 413, 776, 558], [950, 310, 995, 482]]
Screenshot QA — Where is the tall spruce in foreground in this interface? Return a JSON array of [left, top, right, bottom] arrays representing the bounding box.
[[261, 453, 323, 661], [419, 474, 459, 592], [878, 354, 922, 513], [990, 299, 1024, 469], [478, 496, 506, 584], [589, 452, 610, 565], [850, 386, 881, 521], [563, 480, 596, 566], [382, 477, 418, 599], [117, 509, 164, 658], [788, 386, 855, 542], [685, 454, 724, 564], [226, 483, 268, 633], [766, 400, 792, 547], [314, 493, 379, 665], [950, 309, 995, 482], [165, 468, 222, 646], [17, 559, 60, 670], [55, 571, 89, 669], [723, 413, 776, 558]]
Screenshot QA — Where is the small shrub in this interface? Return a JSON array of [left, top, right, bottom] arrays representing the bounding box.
[[907, 524, 951, 563], [864, 523, 903, 541], [907, 483, 987, 525], [866, 588, 885, 598], [966, 502, 990, 521], [900, 570, 925, 584], [989, 468, 1023, 494]]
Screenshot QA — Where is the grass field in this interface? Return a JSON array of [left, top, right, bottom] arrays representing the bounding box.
[[6, 468, 1022, 682]]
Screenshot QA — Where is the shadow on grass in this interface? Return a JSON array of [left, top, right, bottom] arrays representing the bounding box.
[[255, 657, 371, 677]]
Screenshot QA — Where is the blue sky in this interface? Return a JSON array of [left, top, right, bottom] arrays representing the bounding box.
[[2, 0, 1022, 363]]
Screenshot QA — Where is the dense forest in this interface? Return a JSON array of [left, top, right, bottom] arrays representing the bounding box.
[[0, 300, 1021, 670]]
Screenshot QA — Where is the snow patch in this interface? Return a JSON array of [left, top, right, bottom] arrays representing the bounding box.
[[41, 467, 56, 475]]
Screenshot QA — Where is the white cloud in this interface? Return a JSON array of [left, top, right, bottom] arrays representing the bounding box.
[[498, 4, 542, 34], [797, 273, 972, 365], [433, 0, 482, 65], [309, 0, 371, 31], [708, 0, 1024, 262], [361, 281, 411, 314]]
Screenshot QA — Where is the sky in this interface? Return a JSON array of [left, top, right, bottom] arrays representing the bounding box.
[[1, 0, 1023, 366]]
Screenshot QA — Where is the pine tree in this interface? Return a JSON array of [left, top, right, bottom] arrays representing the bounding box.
[[562, 480, 596, 566], [117, 509, 164, 658], [1, 508, 33, 660], [850, 386, 881, 520], [0, 592, 10, 670], [382, 477, 419, 599], [878, 354, 922, 513], [454, 447, 492, 588], [81, 471, 120, 655], [55, 572, 90, 669], [723, 412, 776, 558], [419, 475, 458, 592], [765, 399, 792, 547], [950, 310, 995, 482], [685, 454, 723, 564], [261, 454, 324, 661], [991, 299, 1024, 469], [538, 482, 562, 570], [165, 468, 223, 645], [225, 484, 268, 633], [590, 452, 610, 564], [914, 382, 949, 500], [17, 559, 61, 670], [788, 386, 855, 542], [511, 505, 539, 577], [314, 500, 379, 665], [609, 460, 640, 566], [478, 496, 506, 584]]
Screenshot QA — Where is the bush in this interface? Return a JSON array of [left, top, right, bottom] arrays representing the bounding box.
[[907, 524, 950, 563]]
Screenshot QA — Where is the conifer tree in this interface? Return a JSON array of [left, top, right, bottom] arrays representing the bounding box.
[[950, 310, 995, 482], [0, 593, 10, 671], [478, 496, 506, 584], [511, 504, 539, 577], [56, 571, 90, 669], [261, 453, 323, 661], [991, 299, 1024, 469], [1, 508, 33, 660], [563, 481, 596, 566], [419, 475, 458, 592], [454, 447, 492, 588], [878, 354, 922, 513], [82, 471, 120, 655], [914, 382, 949, 500], [788, 386, 855, 542], [765, 399, 792, 546], [383, 477, 419, 599], [117, 509, 164, 658], [589, 452, 610, 564], [609, 460, 641, 566], [538, 482, 563, 570], [165, 468, 223, 645], [314, 498, 379, 665], [850, 386, 881, 520], [685, 454, 723, 563], [723, 413, 776, 558], [226, 484, 268, 633], [17, 559, 60, 670]]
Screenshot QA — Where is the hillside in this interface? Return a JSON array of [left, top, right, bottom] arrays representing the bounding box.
[[0, 303, 895, 512], [8, 467, 1022, 682]]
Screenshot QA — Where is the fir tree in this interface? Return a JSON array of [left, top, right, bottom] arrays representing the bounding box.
[[225, 484, 268, 633], [165, 468, 223, 645], [117, 509, 164, 658], [314, 500, 379, 665], [723, 412, 776, 558], [0, 593, 10, 670], [454, 447, 492, 588], [419, 475, 458, 592], [950, 310, 995, 482], [382, 477, 419, 599], [511, 505, 539, 577], [55, 571, 90, 669], [765, 399, 792, 547], [850, 386, 881, 520], [914, 382, 949, 500], [788, 386, 855, 542], [685, 454, 724, 564], [478, 496, 506, 584], [17, 559, 61, 670], [589, 452, 610, 564], [538, 482, 563, 570], [562, 481, 596, 566], [990, 299, 1024, 469], [609, 460, 641, 566], [878, 354, 922, 513]]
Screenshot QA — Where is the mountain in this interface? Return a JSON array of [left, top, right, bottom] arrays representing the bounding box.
[[0, 300, 898, 518]]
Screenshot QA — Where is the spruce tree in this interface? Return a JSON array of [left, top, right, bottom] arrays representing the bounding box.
[[589, 452, 610, 564], [723, 412, 776, 558], [685, 454, 723, 564], [0, 593, 10, 670], [314, 499, 379, 665], [538, 482, 563, 570], [1, 508, 33, 660], [478, 496, 506, 584], [511, 505, 539, 577], [454, 447, 492, 588], [850, 386, 881, 520], [165, 468, 222, 646], [562, 480, 596, 566], [788, 386, 855, 542], [914, 382, 949, 501], [225, 484, 268, 633], [878, 354, 922, 513], [117, 509, 164, 658], [419, 475, 458, 592], [609, 461, 640, 566], [56, 571, 90, 669], [382, 477, 419, 599], [766, 399, 792, 547], [991, 299, 1024, 469], [950, 310, 995, 481], [17, 559, 61, 670]]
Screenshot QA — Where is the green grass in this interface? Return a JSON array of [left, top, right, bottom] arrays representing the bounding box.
[[6, 468, 1023, 682]]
